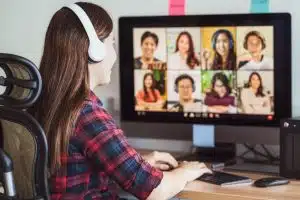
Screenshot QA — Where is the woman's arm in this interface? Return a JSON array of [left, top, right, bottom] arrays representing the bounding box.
[[84, 127, 209, 200], [207, 105, 229, 113], [136, 90, 147, 106], [259, 96, 271, 114], [80, 104, 211, 200], [241, 89, 254, 113], [147, 162, 211, 200], [139, 90, 165, 110]]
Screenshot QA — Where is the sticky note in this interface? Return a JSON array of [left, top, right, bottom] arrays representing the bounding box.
[[250, 0, 269, 13], [193, 125, 215, 148], [169, 0, 185, 16]]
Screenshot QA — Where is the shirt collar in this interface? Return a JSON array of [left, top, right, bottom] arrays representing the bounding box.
[[87, 90, 103, 106]]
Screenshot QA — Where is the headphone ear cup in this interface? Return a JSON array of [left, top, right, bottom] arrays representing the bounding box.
[[192, 84, 195, 92], [67, 4, 106, 63], [88, 38, 106, 63], [211, 33, 216, 50], [230, 38, 234, 50], [88, 57, 99, 64]]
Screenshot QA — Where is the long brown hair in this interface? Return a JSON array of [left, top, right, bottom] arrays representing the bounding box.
[[175, 31, 200, 69], [143, 73, 157, 102], [31, 2, 113, 174]]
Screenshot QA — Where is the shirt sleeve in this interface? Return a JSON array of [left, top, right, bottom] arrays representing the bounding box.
[[78, 103, 163, 200], [241, 88, 254, 113], [136, 90, 145, 103]]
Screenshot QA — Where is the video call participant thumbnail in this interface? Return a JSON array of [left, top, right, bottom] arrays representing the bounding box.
[[203, 29, 237, 70], [238, 30, 273, 70], [134, 31, 166, 70], [169, 74, 202, 112], [135, 72, 165, 111], [203, 72, 237, 113], [168, 31, 200, 70], [240, 72, 272, 115]]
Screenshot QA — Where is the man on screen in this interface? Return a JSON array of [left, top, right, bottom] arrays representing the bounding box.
[[169, 74, 202, 112], [134, 31, 167, 70]]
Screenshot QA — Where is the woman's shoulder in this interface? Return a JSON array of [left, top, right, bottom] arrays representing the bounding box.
[[79, 95, 114, 124], [136, 89, 145, 96], [204, 92, 217, 100], [168, 52, 179, 59], [241, 87, 251, 94], [241, 88, 255, 99]]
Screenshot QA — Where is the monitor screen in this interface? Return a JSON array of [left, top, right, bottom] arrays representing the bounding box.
[[119, 13, 291, 126]]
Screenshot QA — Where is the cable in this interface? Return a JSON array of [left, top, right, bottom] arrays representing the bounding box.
[[261, 144, 279, 161], [239, 143, 280, 165], [243, 143, 270, 160]]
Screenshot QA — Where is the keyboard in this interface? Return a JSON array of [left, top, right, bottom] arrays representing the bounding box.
[[198, 171, 253, 186]]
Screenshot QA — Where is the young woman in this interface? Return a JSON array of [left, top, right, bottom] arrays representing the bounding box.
[[201, 29, 236, 70], [135, 72, 165, 111], [31, 2, 211, 200], [168, 31, 200, 70], [204, 72, 237, 113], [211, 29, 236, 70], [240, 72, 271, 114]]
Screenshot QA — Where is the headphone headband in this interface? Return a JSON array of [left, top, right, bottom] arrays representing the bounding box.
[[66, 4, 105, 62]]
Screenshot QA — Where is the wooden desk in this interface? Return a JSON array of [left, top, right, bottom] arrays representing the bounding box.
[[139, 149, 300, 200], [177, 171, 300, 200]]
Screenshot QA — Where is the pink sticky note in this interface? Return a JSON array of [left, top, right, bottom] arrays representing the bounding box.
[[169, 0, 185, 16]]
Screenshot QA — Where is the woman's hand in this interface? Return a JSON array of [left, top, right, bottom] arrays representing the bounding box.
[[207, 105, 229, 113], [201, 49, 211, 60], [237, 53, 252, 62], [175, 161, 212, 182], [143, 151, 178, 171]]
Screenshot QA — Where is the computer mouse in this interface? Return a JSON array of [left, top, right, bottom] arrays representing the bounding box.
[[157, 161, 176, 171], [253, 177, 289, 187]]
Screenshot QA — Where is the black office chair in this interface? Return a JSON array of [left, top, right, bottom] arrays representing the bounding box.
[[0, 53, 49, 200]]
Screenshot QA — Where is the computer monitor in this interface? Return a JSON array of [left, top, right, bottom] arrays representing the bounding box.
[[119, 13, 291, 127]]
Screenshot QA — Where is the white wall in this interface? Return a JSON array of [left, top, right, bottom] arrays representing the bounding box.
[[0, 0, 297, 152], [0, 0, 297, 115]]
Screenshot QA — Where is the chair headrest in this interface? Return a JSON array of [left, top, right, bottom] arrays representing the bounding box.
[[0, 53, 42, 109]]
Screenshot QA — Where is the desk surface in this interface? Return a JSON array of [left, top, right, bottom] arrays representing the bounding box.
[[139, 149, 300, 200], [177, 171, 300, 200], [1, 151, 299, 199]]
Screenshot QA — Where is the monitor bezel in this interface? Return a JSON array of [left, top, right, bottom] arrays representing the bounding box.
[[118, 13, 291, 127]]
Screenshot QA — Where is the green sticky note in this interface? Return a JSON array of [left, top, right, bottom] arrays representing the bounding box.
[[250, 0, 269, 13]]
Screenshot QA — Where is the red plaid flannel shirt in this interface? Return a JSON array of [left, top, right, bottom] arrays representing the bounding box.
[[49, 91, 163, 200]]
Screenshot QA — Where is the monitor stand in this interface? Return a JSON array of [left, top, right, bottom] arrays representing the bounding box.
[[225, 144, 280, 175], [176, 125, 279, 175], [176, 124, 236, 164]]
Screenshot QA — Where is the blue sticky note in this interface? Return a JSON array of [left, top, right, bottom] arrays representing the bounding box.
[[250, 0, 269, 13], [193, 125, 215, 148]]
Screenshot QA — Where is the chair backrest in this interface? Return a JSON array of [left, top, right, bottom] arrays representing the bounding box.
[[0, 53, 49, 200]]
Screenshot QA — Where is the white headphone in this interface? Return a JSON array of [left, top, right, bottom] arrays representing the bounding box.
[[66, 4, 106, 63]]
